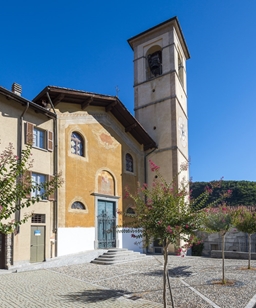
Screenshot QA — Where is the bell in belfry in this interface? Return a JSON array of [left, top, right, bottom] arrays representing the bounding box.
[[147, 51, 162, 76]]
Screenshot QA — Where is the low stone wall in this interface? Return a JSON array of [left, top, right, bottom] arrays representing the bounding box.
[[211, 250, 256, 260], [197, 229, 256, 257]]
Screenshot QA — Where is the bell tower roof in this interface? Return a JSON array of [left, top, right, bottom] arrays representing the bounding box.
[[127, 16, 190, 60]]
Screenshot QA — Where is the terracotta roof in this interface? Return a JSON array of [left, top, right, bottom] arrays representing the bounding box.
[[0, 86, 56, 118], [33, 86, 157, 151]]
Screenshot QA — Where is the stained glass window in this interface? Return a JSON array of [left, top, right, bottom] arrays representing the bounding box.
[[71, 201, 86, 210], [125, 153, 133, 172]]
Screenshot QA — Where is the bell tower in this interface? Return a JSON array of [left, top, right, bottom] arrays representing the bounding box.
[[128, 17, 190, 184]]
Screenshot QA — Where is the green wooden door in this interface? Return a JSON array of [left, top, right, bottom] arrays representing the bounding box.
[[97, 200, 116, 249], [30, 226, 45, 263]]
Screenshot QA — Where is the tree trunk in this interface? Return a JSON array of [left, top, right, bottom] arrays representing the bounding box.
[[167, 268, 175, 308], [248, 233, 251, 269], [221, 234, 226, 284], [163, 242, 168, 308]]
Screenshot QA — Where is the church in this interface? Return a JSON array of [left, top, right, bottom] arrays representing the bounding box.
[[0, 16, 189, 268]]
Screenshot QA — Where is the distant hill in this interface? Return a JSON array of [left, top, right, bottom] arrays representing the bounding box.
[[190, 180, 256, 206]]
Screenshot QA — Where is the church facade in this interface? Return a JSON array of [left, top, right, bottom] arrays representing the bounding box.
[[0, 17, 190, 268]]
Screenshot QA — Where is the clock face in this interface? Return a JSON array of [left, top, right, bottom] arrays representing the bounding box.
[[178, 117, 187, 147]]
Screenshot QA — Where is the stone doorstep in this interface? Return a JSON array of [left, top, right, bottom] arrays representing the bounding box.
[[91, 249, 149, 265], [101, 252, 142, 258], [91, 257, 150, 265], [96, 255, 146, 262]]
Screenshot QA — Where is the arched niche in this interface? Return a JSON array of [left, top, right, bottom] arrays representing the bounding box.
[[97, 170, 115, 196]]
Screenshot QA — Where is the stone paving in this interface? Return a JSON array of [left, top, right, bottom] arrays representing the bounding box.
[[0, 254, 256, 307]]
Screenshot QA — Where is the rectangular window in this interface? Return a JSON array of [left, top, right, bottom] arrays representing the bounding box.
[[26, 122, 53, 152], [33, 128, 46, 149], [31, 214, 46, 223], [31, 173, 47, 200]]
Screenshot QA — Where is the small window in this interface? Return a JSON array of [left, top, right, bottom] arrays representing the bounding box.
[[71, 201, 86, 210], [31, 173, 47, 200], [32, 214, 45, 223], [33, 128, 46, 149], [26, 122, 53, 152], [126, 153, 133, 172], [178, 52, 184, 86], [126, 207, 135, 215], [71, 132, 84, 156]]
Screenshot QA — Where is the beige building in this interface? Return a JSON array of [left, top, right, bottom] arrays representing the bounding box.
[[0, 85, 57, 268], [0, 17, 190, 268]]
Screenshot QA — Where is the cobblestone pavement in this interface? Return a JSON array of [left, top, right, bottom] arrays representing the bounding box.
[[0, 255, 256, 307]]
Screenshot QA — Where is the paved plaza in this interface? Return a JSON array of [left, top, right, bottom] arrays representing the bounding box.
[[0, 254, 256, 307]]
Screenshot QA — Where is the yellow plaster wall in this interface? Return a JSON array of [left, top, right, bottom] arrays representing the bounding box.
[[61, 106, 144, 229]]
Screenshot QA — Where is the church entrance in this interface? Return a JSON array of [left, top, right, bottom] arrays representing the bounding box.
[[97, 200, 116, 249], [0, 233, 6, 269]]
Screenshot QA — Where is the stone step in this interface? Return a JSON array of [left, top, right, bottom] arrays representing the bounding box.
[[91, 256, 147, 265], [101, 252, 140, 258], [96, 254, 145, 261], [91, 249, 148, 265]]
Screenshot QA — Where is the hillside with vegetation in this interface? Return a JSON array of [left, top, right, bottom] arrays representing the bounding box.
[[190, 180, 256, 206]]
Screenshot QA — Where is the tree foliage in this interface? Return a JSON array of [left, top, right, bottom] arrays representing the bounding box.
[[0, 143, 63, 234], [232, 206, 256, 269], [119, 161, 213, 307], [203, 205, 233, 284], [191, 180, 256, 206]]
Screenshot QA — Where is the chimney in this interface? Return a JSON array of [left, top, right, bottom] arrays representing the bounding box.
[[12, 83, 22, 96]]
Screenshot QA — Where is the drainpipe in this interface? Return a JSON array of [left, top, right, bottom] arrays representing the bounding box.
[[9, 102, 30, 268], [16, 102, 30, 234], [46, 92, 58, 258]]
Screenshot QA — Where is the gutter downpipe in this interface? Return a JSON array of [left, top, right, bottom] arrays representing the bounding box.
[[10, 102, 29, 268], [46, 91, 58, 258], [16, 102, 30, 234], [144, 146, 157, 253]]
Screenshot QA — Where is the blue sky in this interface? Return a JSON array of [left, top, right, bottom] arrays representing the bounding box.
[[1, 0, 255, 182]]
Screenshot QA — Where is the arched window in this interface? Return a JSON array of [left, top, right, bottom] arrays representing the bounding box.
[[71, 132, 83, 156], [126, 207, 135, 215], [125, 153, 133, 172], [71, 201, 86, 210]]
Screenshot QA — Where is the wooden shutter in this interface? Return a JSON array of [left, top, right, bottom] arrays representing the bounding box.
[[47, 131, 53, 152], [48, 175, 55, 201], [26, 122, 34, 145]]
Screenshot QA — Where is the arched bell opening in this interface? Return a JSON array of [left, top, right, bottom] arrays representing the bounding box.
[[146, 45, 162, 80]]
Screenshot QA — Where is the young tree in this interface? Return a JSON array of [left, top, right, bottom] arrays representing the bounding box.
[[0, 143, 63, 234], [120, 160, 211, 308], [233, 206, 256, 269], [203, 205, 233, 284]]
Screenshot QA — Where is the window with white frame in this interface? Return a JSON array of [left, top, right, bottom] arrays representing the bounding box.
[[31, 173, 47, 200], [33, 128, 46, 149], [26, 122, 53, 151]]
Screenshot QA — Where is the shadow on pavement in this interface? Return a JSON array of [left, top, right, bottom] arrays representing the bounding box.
[[143, 266, 194, 278], [61, 288, 130, 304]]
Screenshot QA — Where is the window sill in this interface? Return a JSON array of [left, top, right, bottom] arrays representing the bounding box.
[[32, 146, 48, 152]]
